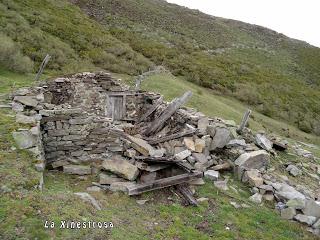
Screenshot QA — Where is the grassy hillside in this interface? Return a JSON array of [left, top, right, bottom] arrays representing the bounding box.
[[0, 0, 152, 74], [73, 0, 320, 136]]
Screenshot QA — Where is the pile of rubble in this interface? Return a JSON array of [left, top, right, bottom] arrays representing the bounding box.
[[9, 72, 320, 235]]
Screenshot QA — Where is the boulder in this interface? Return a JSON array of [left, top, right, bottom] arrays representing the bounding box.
[[99, 173, 125, 185], [210, 127, 231, 150], [204, 170, 219, 181], [313, 219, 320, 229], [286, 165, 302, 177], [286, 198, 306, 210], [14, 96, 38, 107], [110, 181, 136, 193], [249, 193, 263, 204], [74, 192, 101, 210], [255, 134, 273, 151], [16, 114, 38, 124], [175, 149, 192, 160], [263, 193, 274, 202], [194, 138, 206, 153], [272, 182, 306, 201], [192, 153, 207, 163], [127, 135, 155, 156], [102, 159, 139, 181], [63, 165, 91, 175], [294, 214, 317, 226], [214, 180, 229, 191], [242, 169, 264, 187], [12, 131, 37, 149], [234, 150, 269, 178], [12, 102, 24, 112], [183, 137, 195, 151], [302, 200, 320, 218], [281, 207, 296, 220], [197, 117, 209, 135]]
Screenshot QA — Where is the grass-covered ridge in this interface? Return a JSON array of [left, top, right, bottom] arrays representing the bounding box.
[[0, 0, 152, 75], [73, 0, 320, 136]]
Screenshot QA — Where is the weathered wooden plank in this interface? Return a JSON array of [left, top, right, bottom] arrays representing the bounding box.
[[148, 128, 197, 144], [144, 91, 193, 136], [127, 171, 203, 196], [137, 96, 163, 123], [134, 156, 179, 164], [35, 54, 51, 81], [176, 184, 198, 206], [237, 109, 251, 134]]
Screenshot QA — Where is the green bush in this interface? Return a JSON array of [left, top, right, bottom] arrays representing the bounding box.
[[0, 34, 33, 73]]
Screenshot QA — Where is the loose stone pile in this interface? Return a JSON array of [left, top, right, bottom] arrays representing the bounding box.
[[9, 72, 320, 236]]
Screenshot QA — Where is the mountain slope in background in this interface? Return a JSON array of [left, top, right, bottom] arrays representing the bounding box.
[[73, 0, 320, 135], [0, 0, 319, 135]]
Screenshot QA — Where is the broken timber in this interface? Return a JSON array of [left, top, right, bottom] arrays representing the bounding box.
[[176, 184, 198, 206], [148, 128, 197, 144], [137, 96, 163, 123], [237, 109, 251, 134], [127, 171, 203, 196], [35, 54, 51, 81], [144, 91, 193, 136]]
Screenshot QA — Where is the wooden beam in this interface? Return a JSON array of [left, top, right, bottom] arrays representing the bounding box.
[[144, 91, 193, 136], [137, 96, 163, 123], [127, 172, 203, 195], [176, 184, 198, 206], [237, 109, 251, 134], [35, 54, 51, 81], [148, 128, 197, 144]]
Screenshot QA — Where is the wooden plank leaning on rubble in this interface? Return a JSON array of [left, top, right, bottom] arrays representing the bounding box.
[[127, 171, 203, 196], [148, 128, 197, 144], [137, 96, 163, 123], [176, 184, 198, 206], [237, 109, 251, 134], [144, 91, 193, 136]]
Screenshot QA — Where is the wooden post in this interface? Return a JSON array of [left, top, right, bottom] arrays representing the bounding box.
[[237, 109, 251, 134], [35, 54, 51, 81], [144, 91, 192, 136]]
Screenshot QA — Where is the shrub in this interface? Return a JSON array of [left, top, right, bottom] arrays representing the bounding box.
[[0, 34, 33, 73]]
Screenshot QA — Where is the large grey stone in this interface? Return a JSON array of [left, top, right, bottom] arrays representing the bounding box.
[[12, 131, 37, 149], [234, 150, 269, 178], [12, 102, 24, 112], [99, 173, 125, 185], [249, 193, 263, 204], [286, 165, 302, 177], [302, 200, 320, 218], [14, 96, 38, 107], [281, 207, 296, 220], [127, 135, 155, 156], [255, 134, 272, 151], [110, 181, 136, 193], [294, 214, 317, 226], [63, 165, 91, 175], [192, 153, 207, 163], [16, 114, 38, 124], [102, 159, 139, 181], [313, 219, 320, 229], [227, 139, 246, 148], [210, 127, 231, 150], [204, 170, 219, 181], [272, 182, 306, 201], [242, 169, 264, 187], [214, 180, 229, 191], [286, 198, 306, 210], [198, 117, 209, 135], [74, 192, 101, 210]]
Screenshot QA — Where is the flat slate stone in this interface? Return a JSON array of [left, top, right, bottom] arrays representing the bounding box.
[[102, 159, 139, 181], [63, 165, 91, 175], [12, 131, 37, 149]]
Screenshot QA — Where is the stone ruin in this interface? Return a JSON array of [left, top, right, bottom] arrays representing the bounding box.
[[9, 72, 320, 235]]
